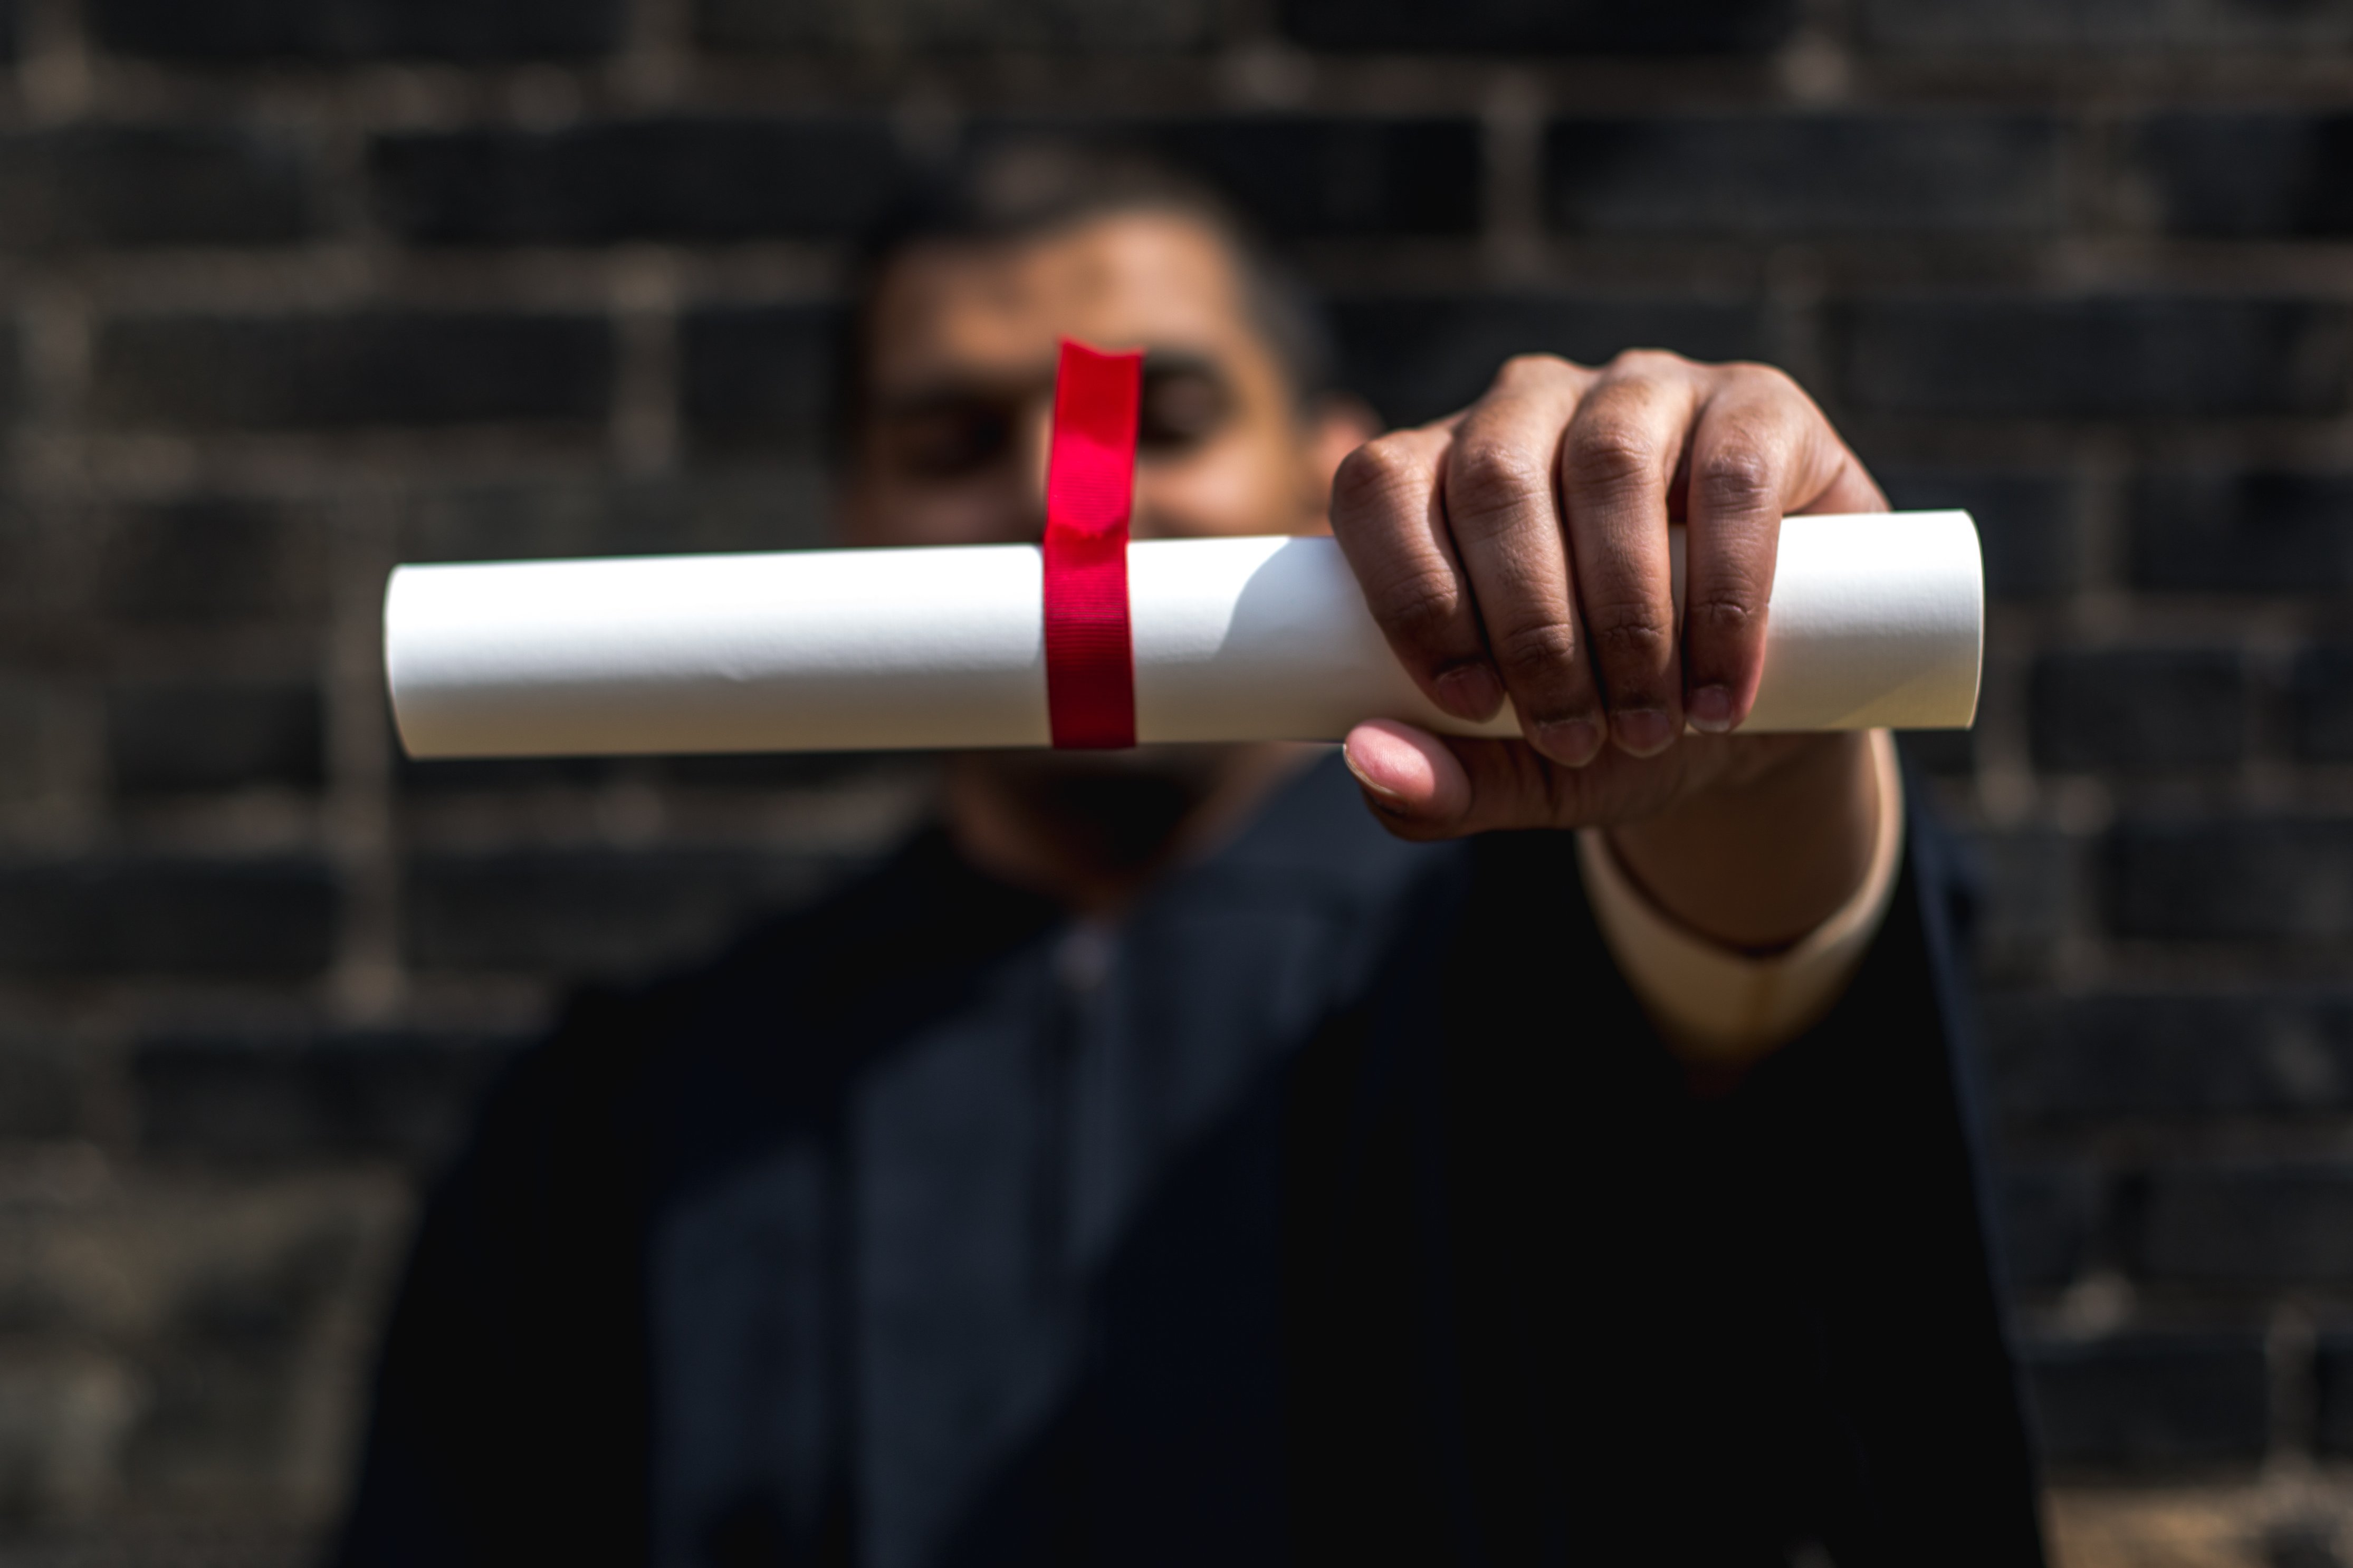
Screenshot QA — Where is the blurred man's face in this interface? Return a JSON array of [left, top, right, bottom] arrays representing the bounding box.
[[839, 208, 1373, 901], [841, 209, 1350, 547]]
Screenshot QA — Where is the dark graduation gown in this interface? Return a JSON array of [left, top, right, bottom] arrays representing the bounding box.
[[336, 753, 2046, 1568]]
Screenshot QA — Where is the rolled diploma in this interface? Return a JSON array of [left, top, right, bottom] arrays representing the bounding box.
[[385, 509, 1982, 759]]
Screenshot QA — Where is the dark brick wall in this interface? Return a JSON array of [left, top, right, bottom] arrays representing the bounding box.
[[89, 0, 627, 60], [1, 0, 2350, 1556], [370, 119, 909, 244], [1544, 113, 2062, 235], [90, 312, 617, 431]]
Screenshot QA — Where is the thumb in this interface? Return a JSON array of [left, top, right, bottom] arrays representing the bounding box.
[[1346, 718, 1662, 839], [1343, 719, 1470, 834], [1345, 719, 1563, 841]]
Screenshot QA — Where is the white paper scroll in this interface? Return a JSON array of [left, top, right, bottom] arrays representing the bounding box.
[[385, 510, 1982, 759]]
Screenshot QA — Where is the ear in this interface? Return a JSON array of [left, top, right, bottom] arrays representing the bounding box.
[[1297, 392, 1384, 534]]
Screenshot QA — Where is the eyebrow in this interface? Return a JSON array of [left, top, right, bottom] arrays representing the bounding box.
[[868, 349, 1229, 420]]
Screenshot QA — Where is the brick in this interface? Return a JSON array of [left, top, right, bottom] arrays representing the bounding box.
[[1841, 296, 2351, 419], [2135, 1160, 2353, 1284], [1983, 989, 2353, 1122], [1544, 114, 2058, 237], [2136, 114, 2353, 239], [107, 680, 324, 796], [0, 675, 58, 802], [1957, 827, 2079, 979], [132, 1029, 522, 1167], [0, 505, 44, 636], [1280, 0, 1796, 53], [90, 0, 624, 60], [128, 1342, 312, 1495], [2294, 647, 2353, 762], [1331, 295, 1769, 429], [91, 311, 613, 432], [0, 1026, 84, 1138], [2312, 1334, 2353, 1456], [120, 1197, 381, 1501], [0, 1353, 142, 1520], [400, 471, 833, 564], [700, 0, 1216, 51], [1873, 465, 2081, 600], [403, 850, 836, 976], [680, 305, 840, 456], [0, 858, 338, 977], [1867, 0, 2353, 51], [0, 127, 315, 250], [371, 118, 906, 245], [2109, 818, 2353, 942], [973, 117, 1482, 238], [92, 498, 328, 626], [2030, 648, 2249, 772], [2022, 1333, 2269, 1468], [1998, 1163, 2100, 1289], [0, 318, 21, 428], [2129, 469, 2353, 594]]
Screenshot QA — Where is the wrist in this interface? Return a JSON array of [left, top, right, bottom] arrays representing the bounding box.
[[1604, 731, 1882, 951]]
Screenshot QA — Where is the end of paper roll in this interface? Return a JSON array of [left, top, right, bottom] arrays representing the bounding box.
[[1727, 509, 1983, 734], [383, 567, 424, 762]]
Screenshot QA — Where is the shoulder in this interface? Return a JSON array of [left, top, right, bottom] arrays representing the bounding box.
[[458, 829, 1057, 1197]]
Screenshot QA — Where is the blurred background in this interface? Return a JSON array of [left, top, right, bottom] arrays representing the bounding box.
[[0, 0, 2346, 1562]]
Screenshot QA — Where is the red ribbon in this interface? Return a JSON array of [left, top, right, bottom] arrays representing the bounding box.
[[1042, 339, 1142, 749]]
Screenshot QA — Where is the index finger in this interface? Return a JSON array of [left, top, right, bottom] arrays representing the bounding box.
[[1329, 421, 1505, 723], [1440, 357, 1606, 766]]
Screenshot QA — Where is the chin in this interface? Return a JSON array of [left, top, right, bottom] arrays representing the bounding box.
[[963, 745, 1243, 874]]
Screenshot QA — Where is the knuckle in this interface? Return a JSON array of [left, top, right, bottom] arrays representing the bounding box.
[[1562, 417, 1662, 495], [1489, 617, 1580, 681], [1724, 360, 1808, 401], [1364, 564, 1467, 650], [1692, 442, 1778, 514], [1583, 599, 1676, 668], [1495, 351, 1575, 388], [1684, 594, 1763, 647], [1446, 437, 1552, 536], [1329, 436, 1427, 522], [1604, 347, 1690, 379]]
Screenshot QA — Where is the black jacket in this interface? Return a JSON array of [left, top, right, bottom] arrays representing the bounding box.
[[338, 753, 2044, 1568]]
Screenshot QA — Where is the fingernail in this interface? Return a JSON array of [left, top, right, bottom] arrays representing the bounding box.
[[1611, 707, 1676, 758], [1432, 661, 1504, 721], [1687, 685, 1738, 734], [1533, 717, 1604, 768], [1342, 735, 1409, 809]]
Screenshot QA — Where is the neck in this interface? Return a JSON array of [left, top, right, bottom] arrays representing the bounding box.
[[943, 743, 1315, 918]]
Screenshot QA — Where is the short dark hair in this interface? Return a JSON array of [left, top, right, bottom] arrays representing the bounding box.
[[837, 138, 1339, 442]]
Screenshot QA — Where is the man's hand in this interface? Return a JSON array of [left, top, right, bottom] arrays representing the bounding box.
[[1328, 350, 1890, 950]]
